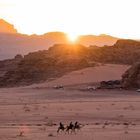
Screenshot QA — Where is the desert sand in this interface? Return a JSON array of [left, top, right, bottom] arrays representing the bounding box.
[[0, 64, 140, 140]]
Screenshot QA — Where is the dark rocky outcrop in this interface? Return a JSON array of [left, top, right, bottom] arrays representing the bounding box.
[[114, 39, 140, 48], [88, 39, 140, 64], [121, 62, 140, 89], [0, 56, 23, 77], [14, 54, 23, 61]]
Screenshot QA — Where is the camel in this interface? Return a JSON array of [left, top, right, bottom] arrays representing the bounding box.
[[57, 122, 65, 133], [65, 122, 75, 134]]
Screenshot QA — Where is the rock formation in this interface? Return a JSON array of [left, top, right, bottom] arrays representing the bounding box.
[[122, 62, 140, 89], [0, 44, 90, 87]]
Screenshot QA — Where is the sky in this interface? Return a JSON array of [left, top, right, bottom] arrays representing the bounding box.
[[0, 0, 140, 39]]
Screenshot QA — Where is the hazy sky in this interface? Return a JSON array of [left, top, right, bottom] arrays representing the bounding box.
[[0, 0, 140, 39]]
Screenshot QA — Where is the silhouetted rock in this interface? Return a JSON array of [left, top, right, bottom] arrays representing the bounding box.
[[122, 62, 140, 89], [14, 54, 23, 61]]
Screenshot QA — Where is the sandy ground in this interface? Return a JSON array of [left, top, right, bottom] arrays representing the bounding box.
[[30, 64, 130, 88], [0, 64, 140, 140]]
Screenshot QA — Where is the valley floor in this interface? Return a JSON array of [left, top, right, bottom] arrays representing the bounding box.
[[0, 64, 139, 140]]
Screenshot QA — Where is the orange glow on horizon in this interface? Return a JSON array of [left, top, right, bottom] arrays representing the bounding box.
[[0, 0, 140, 39], [67, 33, 79, 43]]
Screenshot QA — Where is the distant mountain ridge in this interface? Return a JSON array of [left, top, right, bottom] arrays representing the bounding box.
[[76, 34, 118, 47], [0, 19, 118, 60], [0, 19, 17, 33]]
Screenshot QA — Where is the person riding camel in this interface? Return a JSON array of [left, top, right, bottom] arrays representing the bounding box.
[[69, 122, 74, 128], [57, 122, 65, 133], [60, 122, 64, 128], [74, 121, 81, 131], [75, 121, 79, 127]]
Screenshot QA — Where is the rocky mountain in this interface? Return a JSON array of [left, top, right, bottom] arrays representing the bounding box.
[[0, 39, 140, 87], [0, 44, 91, 87], [88, 39, 140, 64]]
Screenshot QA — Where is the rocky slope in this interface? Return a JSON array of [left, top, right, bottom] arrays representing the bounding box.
[[0, 39, 140, 87], [0, 44, 92, 87], [0, 54, 23, 77]]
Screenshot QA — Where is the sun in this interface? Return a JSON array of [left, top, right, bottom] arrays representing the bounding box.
[[67, 33, 79, 43]]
